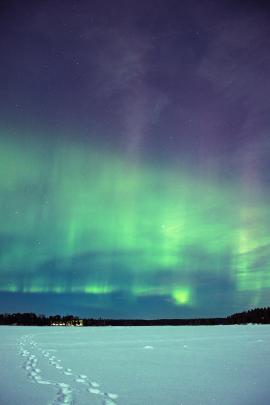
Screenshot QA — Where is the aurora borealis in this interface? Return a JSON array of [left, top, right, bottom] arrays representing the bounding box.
[[0, 0, 270, 317]]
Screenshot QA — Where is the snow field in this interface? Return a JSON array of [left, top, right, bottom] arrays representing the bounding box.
[[0, 325, 270, 404]]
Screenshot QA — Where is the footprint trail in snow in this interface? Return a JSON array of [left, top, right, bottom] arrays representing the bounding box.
[[17, 334, 119, 405]]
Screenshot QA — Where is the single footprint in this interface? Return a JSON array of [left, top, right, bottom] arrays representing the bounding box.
[[63, 367, 73, 375], [88, 388, 101, 394], [75, 378, 87, 383], [30, 371, 38, 377], [37, 380, 51, 385], [107, 393, 118, 399], [58, 383, 70, 388], [75, 374, 88, 383], [62, 387, 72, 394], [90, 381, 100, 387], [103, 400, 117, 405]]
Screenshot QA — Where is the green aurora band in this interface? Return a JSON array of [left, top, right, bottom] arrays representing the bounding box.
[[0, 131, 270, 313]]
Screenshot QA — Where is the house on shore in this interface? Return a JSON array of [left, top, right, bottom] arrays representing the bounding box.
[[51, 319, 83, 326]]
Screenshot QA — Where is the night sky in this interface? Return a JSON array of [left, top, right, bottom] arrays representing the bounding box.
[[0, 0, 270, 318]]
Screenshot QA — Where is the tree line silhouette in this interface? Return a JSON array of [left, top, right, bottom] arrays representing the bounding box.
[[0, 313, 81, 326], [0, 307, 269, 326]]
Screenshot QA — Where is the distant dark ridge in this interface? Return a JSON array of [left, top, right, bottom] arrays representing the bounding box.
[[0, 307, 270, 326]]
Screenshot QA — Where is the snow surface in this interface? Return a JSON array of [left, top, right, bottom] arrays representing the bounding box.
[[0, 325, 270, 405]]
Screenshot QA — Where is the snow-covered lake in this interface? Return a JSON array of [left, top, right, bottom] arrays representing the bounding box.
[[0, 325, 269, 405]]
